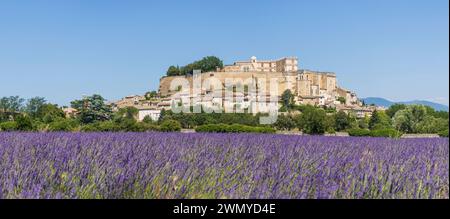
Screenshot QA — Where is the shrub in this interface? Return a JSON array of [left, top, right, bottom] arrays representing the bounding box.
[[274, 115, 296, 131], [142, 115, 156, 124], [358, 118, 369, 129], [326, 129, 336, 134], [348, 128, 371, 137], [297, 107, 327, 135], [254, 126, 276, 133], [97, 121, 121, 132], [33, 120, 49, 131], [438, 129, 449, 138], [0, 121, 18, 131], [80, 123, 100, 132], [132, 122, 160, 132], [335, 111, 351, 131], [195, 124, 275, 133], [116, 119, 141, 132], [48, 119, 78, 131], [195, 124, 226, 133], [159, 119, 181, 132], [348, 128, 402, 138], [15, 115, 34, 131], [370, 128, 402, 138], [117, 120, 157, 132]]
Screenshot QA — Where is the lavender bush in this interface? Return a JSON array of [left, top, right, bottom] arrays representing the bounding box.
[[0, 132, 448, 199]]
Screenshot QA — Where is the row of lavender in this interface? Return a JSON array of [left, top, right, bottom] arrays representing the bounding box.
[[0, 132, 448, 199]]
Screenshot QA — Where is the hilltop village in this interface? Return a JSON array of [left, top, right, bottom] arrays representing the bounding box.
[[110, 56, 382, 121], [1, 56, 447, 137]]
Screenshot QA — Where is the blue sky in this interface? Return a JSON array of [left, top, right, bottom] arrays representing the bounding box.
[[0, 0, 448, 106]]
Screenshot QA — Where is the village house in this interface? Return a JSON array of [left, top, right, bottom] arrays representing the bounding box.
[[62, 107, 78, 118], [135, 106, 161, 122]]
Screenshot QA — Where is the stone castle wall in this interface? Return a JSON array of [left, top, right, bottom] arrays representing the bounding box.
[[159, 70, 339, 103], [159, 71, 294, 97]]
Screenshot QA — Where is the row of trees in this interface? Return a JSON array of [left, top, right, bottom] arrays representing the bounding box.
[[138, 102, 449, 137], [1, 94, 448, 137], [166, 56, 223, 76], [1, 96, 66, 131], [391, 104, 448, 134], [273, 103, 448, 136], [274, 106, 346, 134], [0, 95, 181, 132], [158, 109, 268, 129]]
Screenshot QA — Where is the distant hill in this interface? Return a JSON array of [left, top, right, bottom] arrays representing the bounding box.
[[362, 97, 449, 112]]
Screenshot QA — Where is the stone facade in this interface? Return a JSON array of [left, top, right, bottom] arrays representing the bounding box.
[[159, 71, 300, 99], [136, 107, 161, 121], [297, 70, 337, 105], [221, 56, 298, 73]]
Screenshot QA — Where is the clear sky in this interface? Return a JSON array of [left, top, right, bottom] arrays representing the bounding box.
[[0, 0, 448, 106]]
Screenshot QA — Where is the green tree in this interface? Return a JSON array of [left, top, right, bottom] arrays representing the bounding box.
[[117, 118, 139, 131], [35, 103, 65, 123], [48, 118, 79, 131], [334, 111, 357, 131], [25, 97, 47, 117], [392, 110, 412, 133], [392, 105, 431, 133], [197, 56, 223, 73], [274, 114, 296, 131], [158, 108, 168, 122], [422, 106, 449, 119], [0, 96, 24, 112], [167, 56, 223, 76], [430, 110, 449, 119], [115, 106, 139, 121], [298, 107, 327, 135], [142, 115, 155, 124], [358, 116, 370, 129], [280, 89, 294, 112], [337, 97, 346, 104], [369, 110, 391, 130], [438, 129, 449, 137], [386, 103, 407, 118], [324, 114, 336, 133], [166, 65, 181, 76], [415, 116, 448, 133], [15, 115, 34, 131], [0, 121, 18, 131], [112, 107, 142, 131], [160, 119, 181, 132], [71, 94, 112, 124], [144, 91, 158, 100]]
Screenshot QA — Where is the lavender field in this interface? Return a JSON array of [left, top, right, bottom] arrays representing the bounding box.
[[0, 132, 448, 199]]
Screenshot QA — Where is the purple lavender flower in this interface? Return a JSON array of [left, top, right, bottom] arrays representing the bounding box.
[[0, 132, 448, 199]]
